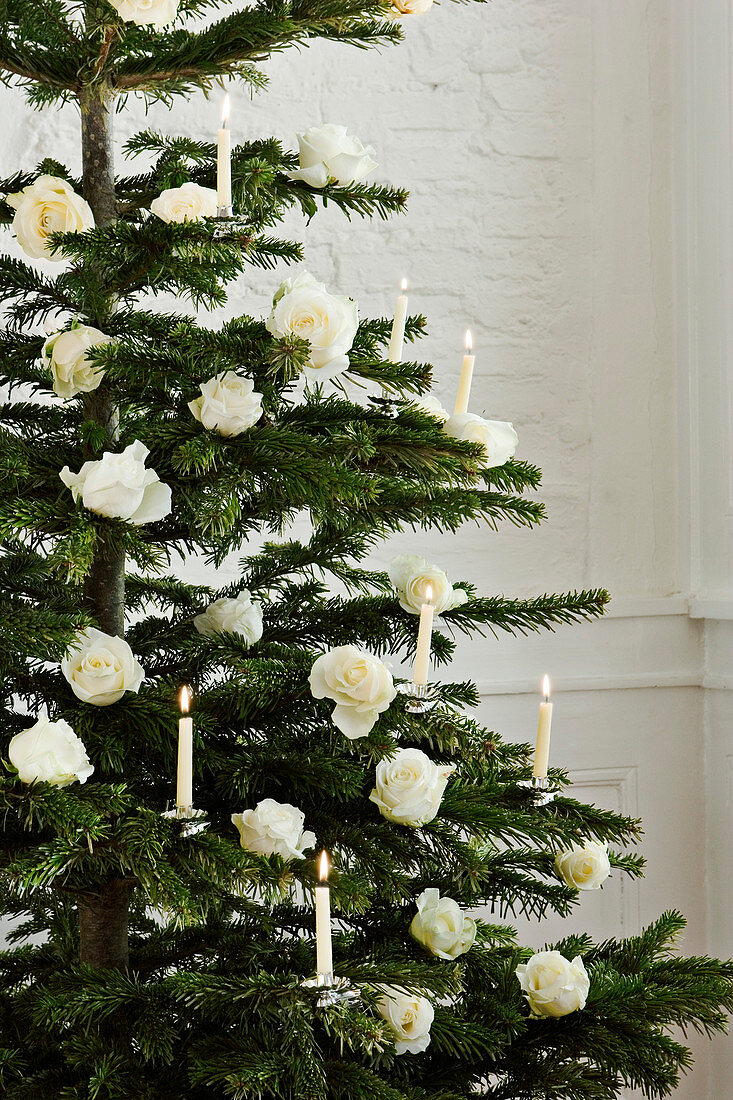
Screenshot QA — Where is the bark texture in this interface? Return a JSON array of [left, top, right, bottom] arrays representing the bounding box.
[[77, 84, 132, 969], [78, 880, 133, 970]]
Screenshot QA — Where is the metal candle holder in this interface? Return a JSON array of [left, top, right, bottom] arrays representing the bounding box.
[[398, 680, 438, 715], [216, 204, 233, 219], [302, 971, 361, 1008], [518, 775, 558, 807], [370, 394, 403, 420], [161, 805, 209, 837]]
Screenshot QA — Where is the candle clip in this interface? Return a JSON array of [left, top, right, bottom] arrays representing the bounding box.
[[398, 680, 439, 715], [369, 393, 403, 419], [518, 775, 558, 807], [161, 804, 209, 837], [302, 972, 362, 1008]]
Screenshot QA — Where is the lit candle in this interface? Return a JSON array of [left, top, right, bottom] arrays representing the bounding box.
[[533, 675, 553, 779], [315, 850, 333, 979], [413, 584, 434, 686], [177, 685, 193, 811], [387, 278, 408, 363], [217, 93, 232, 215], [453, 329, 475, 415]]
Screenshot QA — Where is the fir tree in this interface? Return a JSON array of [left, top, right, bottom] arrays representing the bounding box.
[[0, 2, 731, 1099]]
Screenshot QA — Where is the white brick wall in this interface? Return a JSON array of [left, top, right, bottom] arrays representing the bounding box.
[[0, 0, 679, 601]]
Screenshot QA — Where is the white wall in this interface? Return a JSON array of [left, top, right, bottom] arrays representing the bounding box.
[[2, 1, 730, 1096]]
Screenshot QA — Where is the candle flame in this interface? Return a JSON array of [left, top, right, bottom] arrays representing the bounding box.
[[425, 584, 433, 605], [542, 674, 551, 702], [400, 277, 408, 292], [465, 328, 473, 353], [318, 850, 330, 881], [180, 685, 191, 714], [221, 92, 231, 127]]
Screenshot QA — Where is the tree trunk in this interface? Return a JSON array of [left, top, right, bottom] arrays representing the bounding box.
[[77, 84, 131, 969], [78, 880, 132, 969], [80, 87, 116, 227]]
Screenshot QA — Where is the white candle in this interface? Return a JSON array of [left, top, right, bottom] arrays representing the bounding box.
[[453, 329, 475, 415], [387, 278, 408, 363], [217, 93, 232, 213], [177, 685, 193, 810], [413, 584, 434, 686], [533, 675, 553, 779], [315, 850, 333, 978]]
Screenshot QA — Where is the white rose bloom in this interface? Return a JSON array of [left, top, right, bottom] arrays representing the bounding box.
[[388, 0, 433, 16], [388, 553, 467, 617], [6, 175, 94, 261], [289, 124, 378, 189], [231, 798, 316, 860], [194, 591, 263, 647], [555, 840, 611, 892], [60, 440, 172, 525], [443, 412, 518, 468], [413, 394, 449, 422], [370, 748, 455, 827], [309, 645, 396, 739], [9, 710, 94, 788], [41, 323, 110, 399], [110, 0, 179, 25], [150, 182, 218, 224], [61, 627, 144, 707], [410, 888, 476, 960], [516, 950, 590, 1018], [376, 987, 434, 1055], [265, 271, 358, 382], [188, 370, 263, 437]]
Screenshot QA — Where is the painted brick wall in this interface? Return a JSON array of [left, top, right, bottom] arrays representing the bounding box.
[[0, 0, 678, 605]]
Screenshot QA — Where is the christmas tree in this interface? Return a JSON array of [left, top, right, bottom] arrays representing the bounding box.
[[0, 1, 731, 1097]]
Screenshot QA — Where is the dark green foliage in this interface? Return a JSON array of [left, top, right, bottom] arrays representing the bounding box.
[[0, 0, 730, 1098]]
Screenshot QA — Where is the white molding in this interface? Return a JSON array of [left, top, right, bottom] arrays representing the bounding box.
[[602, 596, 689, 619], [689, 596, 733, 621], [476, 671, 700, 697], [565, 766, 641, 937], [702, 675, 733, 692], [674, 0, 733, 601]]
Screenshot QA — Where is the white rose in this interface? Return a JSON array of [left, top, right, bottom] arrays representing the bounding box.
[[516, 950, 590, 1018], [60, 440, 172, 525], [150, 182, 218, 224], [413, 394, 449, 422], [555, 840, 611, 892], [6, 175, 94, 261], [443, 412, 518, 468], [388, 553, 467, 617], [188, 370, 263, 437], [266, 271, 358, 382], [376, 987, 434, 1055], [231, 798, 316, 860], [194, 591, 263, 646], [388, 0, 433, 16], [288, 124, 378, 188], [309, 645, 396, 739], [370, 748, 455, 827], [109, 0, 179, 25], [409, 888, 476, 960], [61, 627, 144, 707], [41, 323, 110, 399], [9, 710, 94, 788]]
